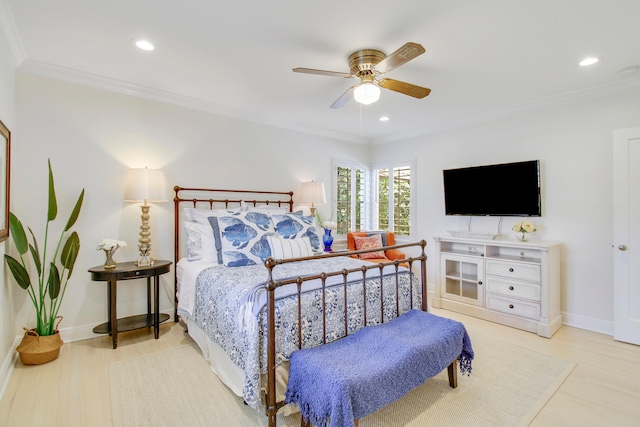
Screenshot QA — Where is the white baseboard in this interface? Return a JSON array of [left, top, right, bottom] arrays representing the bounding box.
[[0, 336, 21, 404], [562, 311, 613, 336]]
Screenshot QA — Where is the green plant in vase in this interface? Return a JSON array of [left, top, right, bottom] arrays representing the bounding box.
[[4, 159, 84, 345]]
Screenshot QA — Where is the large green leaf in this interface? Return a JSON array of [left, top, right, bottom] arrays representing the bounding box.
[[48, 263, 61, 299], [28, 244, 42, 278], [61, 231, 80, 276], [4, 255, 31, 289], [64, 189, 84, 231], [28, 226, 42, 276], [47, 159, 58, 222], [8, 213, 28, 255]]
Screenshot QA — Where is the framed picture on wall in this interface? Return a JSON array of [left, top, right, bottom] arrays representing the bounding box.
[[0, 119, 10, 242]]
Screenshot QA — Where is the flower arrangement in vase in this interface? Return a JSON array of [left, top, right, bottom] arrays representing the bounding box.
[[512, 221, 537, 241], [97, 239, 127, 269]]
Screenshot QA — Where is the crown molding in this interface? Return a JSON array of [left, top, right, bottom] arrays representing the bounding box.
[[15, 55, 640, 147], [371, 77, 640, 144], [0, 0, 25, 67], [16, 58, 369, 145]]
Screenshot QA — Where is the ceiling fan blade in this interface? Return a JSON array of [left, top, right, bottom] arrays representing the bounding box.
[[293, 67, 352, 78], [377, 78, 431, 98], [330, 85, 356, 109], [375, 42, 425, 74]]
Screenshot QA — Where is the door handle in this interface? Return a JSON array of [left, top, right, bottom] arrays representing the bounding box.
[[619, 245, 628, 251]]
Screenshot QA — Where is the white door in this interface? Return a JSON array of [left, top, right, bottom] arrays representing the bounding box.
[[613, 127, 640, 345]]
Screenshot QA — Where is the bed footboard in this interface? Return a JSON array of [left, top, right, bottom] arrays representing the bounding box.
[[263, 240, 428, 427]]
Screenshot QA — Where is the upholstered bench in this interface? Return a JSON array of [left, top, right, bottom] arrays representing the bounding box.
[[285, 309, 474, 427]]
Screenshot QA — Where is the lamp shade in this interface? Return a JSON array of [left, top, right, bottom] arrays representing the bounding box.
[[298, 181, 326, 205], [353, 82, 381, 105], [123, 168, 168, 203]]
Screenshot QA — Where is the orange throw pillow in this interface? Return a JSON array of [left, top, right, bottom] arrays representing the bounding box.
[[353, 234, 387, 260]]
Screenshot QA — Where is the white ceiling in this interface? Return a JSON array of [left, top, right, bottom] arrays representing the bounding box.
[[3, 0, 640, 144]]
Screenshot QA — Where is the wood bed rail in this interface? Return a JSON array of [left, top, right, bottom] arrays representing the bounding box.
[[263, 240, 428, 427]]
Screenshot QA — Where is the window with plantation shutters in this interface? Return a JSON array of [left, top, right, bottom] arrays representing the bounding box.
[[336, 165, 366, 234], [375, 165, 412, 236], [332, 160, 414, 238]]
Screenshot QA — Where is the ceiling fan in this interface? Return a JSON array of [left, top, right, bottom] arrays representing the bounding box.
[[293, 42, 431, 109]]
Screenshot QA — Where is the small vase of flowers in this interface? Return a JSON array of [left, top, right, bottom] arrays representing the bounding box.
[[97, 239, 127, 269], [512, 221, 536, 241]]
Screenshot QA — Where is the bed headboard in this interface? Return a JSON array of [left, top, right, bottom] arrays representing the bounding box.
[[173, 186, 294, 320]]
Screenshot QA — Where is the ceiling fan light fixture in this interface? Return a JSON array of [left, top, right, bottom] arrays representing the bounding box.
[[353, 82, 381, 105]]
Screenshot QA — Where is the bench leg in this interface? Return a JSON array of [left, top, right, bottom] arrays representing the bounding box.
[[447, 359, 458, 388]]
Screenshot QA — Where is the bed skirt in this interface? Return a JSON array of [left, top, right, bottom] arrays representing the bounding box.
[[185, 317, 298, 415]]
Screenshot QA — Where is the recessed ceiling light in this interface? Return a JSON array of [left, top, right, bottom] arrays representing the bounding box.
[[579, 57, 599, 66], [135, 40, 155, 51], [379, 116, 390, 122]]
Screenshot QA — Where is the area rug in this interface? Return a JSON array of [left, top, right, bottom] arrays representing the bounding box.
[[109, 333, 576, 427]]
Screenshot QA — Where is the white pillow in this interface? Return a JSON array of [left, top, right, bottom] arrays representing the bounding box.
[[267, 236, 314, 259], [183, 222, 218, 263]]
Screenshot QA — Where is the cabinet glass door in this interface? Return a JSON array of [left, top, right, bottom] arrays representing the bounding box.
[[441, 255, 484, 306]]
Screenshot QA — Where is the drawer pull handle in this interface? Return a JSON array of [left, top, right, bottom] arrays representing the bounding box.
[[509, 286, 514, 291], [478, 281, 483, 285], [135, 271, 140, 275], [508, 268, 514, 272], [509, 304, 514, 309]]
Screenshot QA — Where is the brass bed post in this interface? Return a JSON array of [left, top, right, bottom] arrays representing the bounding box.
[[420, 240, 428, 312], [264, 257, 279, 427], [173, 186, 181, 322]]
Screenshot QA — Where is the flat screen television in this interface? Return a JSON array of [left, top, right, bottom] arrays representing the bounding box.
[[443, 160, 541, 216]]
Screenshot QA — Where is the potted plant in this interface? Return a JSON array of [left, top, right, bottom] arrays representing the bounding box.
[[4, 159, 84, 364]]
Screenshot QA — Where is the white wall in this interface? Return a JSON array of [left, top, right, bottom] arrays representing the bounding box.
[[371, 90, 640, 333], [8, 68, 640, 349], [13, 73, 369, 341], [0, 33, 16, 392]]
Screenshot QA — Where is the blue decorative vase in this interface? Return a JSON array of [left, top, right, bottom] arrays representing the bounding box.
[[322, 228, 333, 252]]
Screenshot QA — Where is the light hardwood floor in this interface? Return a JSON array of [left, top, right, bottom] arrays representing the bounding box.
[[1, 309, 639, 427]]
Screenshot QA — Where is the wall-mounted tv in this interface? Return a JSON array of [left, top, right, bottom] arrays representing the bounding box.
[[443, 160, 541, 216]]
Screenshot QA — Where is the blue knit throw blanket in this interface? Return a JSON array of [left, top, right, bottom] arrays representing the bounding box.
[[285, 310, 474, 427]]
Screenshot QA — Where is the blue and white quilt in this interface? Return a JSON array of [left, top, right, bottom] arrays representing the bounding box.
[[190, 256, 422, 410]]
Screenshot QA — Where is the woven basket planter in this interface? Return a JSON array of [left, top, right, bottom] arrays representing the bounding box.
[[16, 329, 63, 365]]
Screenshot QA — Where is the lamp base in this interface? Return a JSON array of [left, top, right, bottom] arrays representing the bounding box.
[[135, 256, 155, 267]]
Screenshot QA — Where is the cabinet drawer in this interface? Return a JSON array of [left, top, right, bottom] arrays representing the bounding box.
[[486, 294, 540, 320], [485, 277, 541, 301], [485, 260, 540, 282]]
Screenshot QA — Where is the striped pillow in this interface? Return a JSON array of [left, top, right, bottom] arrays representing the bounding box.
[[267, 236, 314, 259]]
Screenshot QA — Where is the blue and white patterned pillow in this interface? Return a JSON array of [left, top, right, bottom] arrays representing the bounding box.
[[270, 213, 323, 254], [183, 207, 242, 263], [212, 210, 276, 267]]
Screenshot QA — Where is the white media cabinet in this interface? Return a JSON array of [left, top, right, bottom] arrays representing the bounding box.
[[432, 236, 562, 338]]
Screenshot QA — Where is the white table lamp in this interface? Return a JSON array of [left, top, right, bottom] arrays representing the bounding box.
[[298, 181, 326, 216]]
